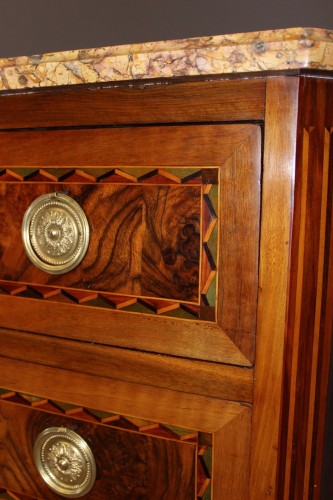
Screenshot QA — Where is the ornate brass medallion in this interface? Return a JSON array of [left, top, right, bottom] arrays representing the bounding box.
[[34, 427, 96, 498], [22, 193, 89, 274]]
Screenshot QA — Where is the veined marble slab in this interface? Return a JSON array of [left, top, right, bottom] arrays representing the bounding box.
[[0, 27, 332, 90]]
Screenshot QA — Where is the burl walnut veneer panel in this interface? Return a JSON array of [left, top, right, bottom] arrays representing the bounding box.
[[0, 183, 202, 302]]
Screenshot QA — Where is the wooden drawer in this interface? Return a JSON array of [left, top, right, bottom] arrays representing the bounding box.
[[0, 397, 199, 499], [0, 381, 251, 500], [0, 51, 332, 499], [0, 123, 261, 367]]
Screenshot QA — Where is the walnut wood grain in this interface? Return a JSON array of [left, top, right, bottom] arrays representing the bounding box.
[[0, 355, 251, 498], [0, 400, 196, 499], [0, 328, 253, 403], [0, 183, 201, 302], [279, 78, 333, 500], [218, 126, 261, 363], [0, 123, 261, 366], [0, 355, 247, 433], [0, 124, 256, 167], [0, 294, 251, 365], [212, 407, 251, 500], [314, 129, 333, 499], [1, 56, 333, 500], [249, 77, 300, 499], [0, 78, 265, 129]]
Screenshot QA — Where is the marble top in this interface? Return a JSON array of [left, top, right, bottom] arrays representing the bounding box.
[[0, 27, 332, 90]]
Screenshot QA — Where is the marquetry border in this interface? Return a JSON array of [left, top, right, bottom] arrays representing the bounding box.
[[0, 167, 218, 321], [0, 166, 218, 184], [0, 351, 252, 498], [0, 125, 261, 366], [276, 81, 333, 499], [0, 388, 211, 499]]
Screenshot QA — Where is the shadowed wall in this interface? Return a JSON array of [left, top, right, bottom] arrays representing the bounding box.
[[0, 0, 332, 58]]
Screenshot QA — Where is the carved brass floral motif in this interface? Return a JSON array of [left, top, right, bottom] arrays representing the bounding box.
[[34, 427, 96, 497], [22, 193, 89, 274]]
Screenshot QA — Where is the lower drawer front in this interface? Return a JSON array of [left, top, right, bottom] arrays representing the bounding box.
[[0, 400, 197, 499]]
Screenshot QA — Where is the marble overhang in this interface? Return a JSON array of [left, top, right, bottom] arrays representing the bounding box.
[[0, 27, 332, 90]]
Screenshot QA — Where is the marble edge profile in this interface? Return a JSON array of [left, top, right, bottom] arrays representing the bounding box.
[[0, 27, 332, 90]]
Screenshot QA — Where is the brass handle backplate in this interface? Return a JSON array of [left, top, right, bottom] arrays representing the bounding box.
[[22, 192, 89, 274], [34, 427, 96, 498]]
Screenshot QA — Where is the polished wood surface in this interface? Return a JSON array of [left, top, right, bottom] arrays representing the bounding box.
[[0, 123, 261, 366], [0, 71, 332, 499], [0, 355, 247, 433], [0, 78, 265, 129], [249, 76, 300, 499], [279, 77, 333, 500], [213, 408, 251, 499], [0, 356, 252, 499], [0, 123, 257, 167], [0, 400, 197, 499], [218, 124, 261, 363], [0, 328, 253, 403], [0, 182, 202, 301], [0, 295, 252, 364]]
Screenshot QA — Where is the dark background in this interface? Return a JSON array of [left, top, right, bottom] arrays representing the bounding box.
[[0, 0, 332, 58]]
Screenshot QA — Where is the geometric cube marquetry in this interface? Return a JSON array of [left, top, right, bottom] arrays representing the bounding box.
[[0, 124, 261, 367], [0, 392, 211, 499]]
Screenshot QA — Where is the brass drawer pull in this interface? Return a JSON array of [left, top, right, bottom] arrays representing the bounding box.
[[34, 427, 96, 498], [22, 193, 89, 274]]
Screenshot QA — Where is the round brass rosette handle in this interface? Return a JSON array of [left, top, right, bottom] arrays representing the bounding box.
[[34, 427, 96, 498], [22, 193, 89, 274]]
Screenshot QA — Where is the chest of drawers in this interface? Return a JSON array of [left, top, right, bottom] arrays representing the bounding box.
[[0, 28, 332, 499]]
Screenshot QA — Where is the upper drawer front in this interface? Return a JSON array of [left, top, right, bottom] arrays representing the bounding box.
[[0, 124, 261, 366]]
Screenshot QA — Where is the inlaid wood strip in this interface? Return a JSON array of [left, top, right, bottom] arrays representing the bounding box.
[[0, 124, 260, 366], [217, 126, 261, 363], [282, 126, 311, 498], [0, 171, 218, 320], [313, 127, 333, 499], [0, 166, 218, 185], [249, 77, 299, 499], [0, 388, 203, 443], [0, 294, 251, 365], [0, 281, 207, 320], [280, 79, 333, 499], [303, 124, 331, 499], [0, 399, 201, 499]]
